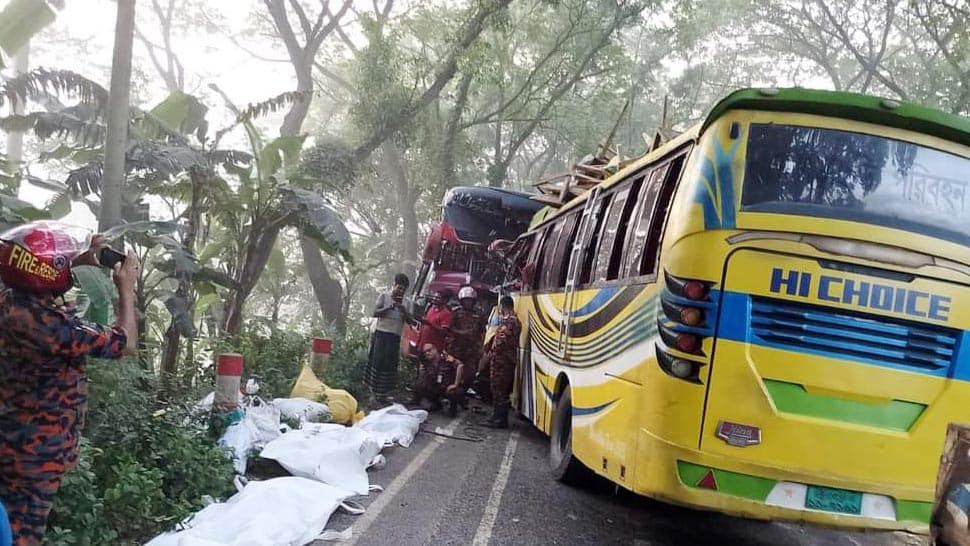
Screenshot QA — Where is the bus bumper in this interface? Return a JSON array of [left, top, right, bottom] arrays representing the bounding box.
[[633, 428, 932, 534]]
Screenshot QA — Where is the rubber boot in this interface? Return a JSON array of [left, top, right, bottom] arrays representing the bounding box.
[[484, 402, 509, 428]]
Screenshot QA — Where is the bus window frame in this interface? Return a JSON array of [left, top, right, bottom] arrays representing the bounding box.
[[505, 231, 538, 288], [593, 143, 694, 289], [577, 193, 613, 286], [636, 149, 690, 278], [526, 226, 551, 293], [554, 212, 581, 289], [590, 185, 630, 283], [515, 141, 695, 295]]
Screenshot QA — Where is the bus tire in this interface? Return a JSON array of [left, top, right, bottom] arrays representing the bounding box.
[[549, 387, 588, 485]]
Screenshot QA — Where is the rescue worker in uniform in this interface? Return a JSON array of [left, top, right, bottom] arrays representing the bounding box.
[[417, 289, 453, 352], [412, 343, 465, 416], [447, 286, 485, 406], [0, 222, 138, 545], [481, 296, 521, 429]]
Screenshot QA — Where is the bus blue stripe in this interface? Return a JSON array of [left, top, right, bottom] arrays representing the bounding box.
[[572, 287, 621, 318], [573, 400, 617, 417]]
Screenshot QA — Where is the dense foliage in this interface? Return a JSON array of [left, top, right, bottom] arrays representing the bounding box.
[[0, 0, 968, 540], [44, 360, 235, 545]]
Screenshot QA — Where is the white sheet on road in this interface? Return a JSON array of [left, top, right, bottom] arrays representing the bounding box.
[[144, 477, 353, 546], [273, 397, 331, 423], [259, 424, 382, 495], [148, 404, 426, 545], [352, 404, 428, 448]]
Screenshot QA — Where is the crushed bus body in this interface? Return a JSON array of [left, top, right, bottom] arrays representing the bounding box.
[[403, 186, 543, 358]]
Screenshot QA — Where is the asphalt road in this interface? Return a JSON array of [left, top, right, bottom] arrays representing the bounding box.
[[318, 403, 929, 546]]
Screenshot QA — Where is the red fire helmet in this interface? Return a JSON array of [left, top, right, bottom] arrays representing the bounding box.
[[0, 221, 91, 295]]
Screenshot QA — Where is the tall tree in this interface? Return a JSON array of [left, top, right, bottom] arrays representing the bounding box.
[[134, 0, 186, 93], [5, 43, 29, 173], [100, 0, 138, 232]]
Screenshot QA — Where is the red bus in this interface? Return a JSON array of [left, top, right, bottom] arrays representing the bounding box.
[[403, 186, 543, 357]]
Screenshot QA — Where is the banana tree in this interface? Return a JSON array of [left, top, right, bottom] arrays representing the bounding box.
[[0, 69, 246, 378], [0, 0, 62, 69]]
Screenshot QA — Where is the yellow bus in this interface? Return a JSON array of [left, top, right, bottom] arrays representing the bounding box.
[[507, 88, 970, 531]]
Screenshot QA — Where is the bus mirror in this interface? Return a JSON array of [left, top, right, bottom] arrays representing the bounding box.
[[729, 122, 740, 139]]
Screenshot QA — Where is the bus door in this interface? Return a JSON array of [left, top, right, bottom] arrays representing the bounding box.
[[559, 186, 603, 361]]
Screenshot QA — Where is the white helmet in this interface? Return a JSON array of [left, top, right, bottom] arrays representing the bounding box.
[[458, 286, 477, 300]]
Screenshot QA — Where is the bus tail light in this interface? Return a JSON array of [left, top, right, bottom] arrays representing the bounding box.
[[658, 321, 704, 356], [661, 298, 706, 328], [684, 281, 706, 300], [656, 346, 703, 383], [658, 271, 717, 384], [680, 307, 703, 326], [676, 333, 700, 353], [665, 271, 712, 302]]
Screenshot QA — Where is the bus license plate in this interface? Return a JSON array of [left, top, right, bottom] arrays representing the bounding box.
[[805, 485, 862, 515]]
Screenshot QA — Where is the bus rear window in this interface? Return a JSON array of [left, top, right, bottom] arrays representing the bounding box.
[[742, 124, 970, 246]]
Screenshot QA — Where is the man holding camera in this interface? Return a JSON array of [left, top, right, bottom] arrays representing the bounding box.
[[0, 222, 138, 545]]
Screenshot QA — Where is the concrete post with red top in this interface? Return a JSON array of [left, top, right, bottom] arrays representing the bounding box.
[[215, 353, 243, 411], [310, 338, 332, 378]]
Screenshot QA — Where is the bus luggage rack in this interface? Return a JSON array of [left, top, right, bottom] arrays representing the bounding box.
[[749, 296, 958, 373]]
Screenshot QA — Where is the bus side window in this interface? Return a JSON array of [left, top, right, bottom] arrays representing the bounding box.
[[592, 186, 630, 283], [639, 152, 689, 275], [622, 165, 669, 278], [554, 213, 580, 289], [508, 233, 537, 289], [578, 194, 612, 286], [540, 219, 566, 290], [608, 176, 644, 280], [528, 227, 550, 292]]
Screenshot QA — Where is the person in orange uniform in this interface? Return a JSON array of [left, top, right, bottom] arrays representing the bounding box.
[[412, 343, 465, 415], [482, 296, 521, 428], [418, 289, 453, 352], [0, 222, 139, 545], [447, 286, 485, 403]]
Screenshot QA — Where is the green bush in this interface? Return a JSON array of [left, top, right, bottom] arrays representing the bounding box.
[[44, 360, 235, 545], [231, 324, 308, 399], [44, 440, 115, 546], [324, 329, 370, 400]]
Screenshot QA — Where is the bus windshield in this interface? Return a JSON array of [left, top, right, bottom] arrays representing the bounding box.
[[742, 123, 970, 246]]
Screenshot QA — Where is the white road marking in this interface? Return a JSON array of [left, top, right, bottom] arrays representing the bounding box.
[[472, 431, 520, 546], [344, 415, 463, 546]]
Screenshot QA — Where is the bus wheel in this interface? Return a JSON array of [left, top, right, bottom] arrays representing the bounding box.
[[549, 387, 588, 485]]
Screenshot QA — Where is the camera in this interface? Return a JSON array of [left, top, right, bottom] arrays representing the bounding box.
[[98, 247, 126, 269]]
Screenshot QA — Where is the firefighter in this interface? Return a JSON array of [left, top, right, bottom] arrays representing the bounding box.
[[0, 222, 138, 545], [447, 286, 485, 404], [413, 343, 465, 416], [483, 296, 521, 429]]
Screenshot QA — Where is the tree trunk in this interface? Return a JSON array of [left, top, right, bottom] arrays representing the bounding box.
[[437, 72, 473, 188], [99, 0, 137, 232], [135, 281, 152, 371], [300, 236, 346, 334], [283, 61, 349, 334], [380, 140, 418, 282], [159, 167, 203, 394], [224, 220, 285, 336], [6, 43, 29, 173]]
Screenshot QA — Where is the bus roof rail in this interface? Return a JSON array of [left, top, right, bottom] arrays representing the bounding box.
[[702, 88, 970, 147]]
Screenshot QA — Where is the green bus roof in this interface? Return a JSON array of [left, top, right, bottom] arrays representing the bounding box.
[[701, 88, 970, 148]]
